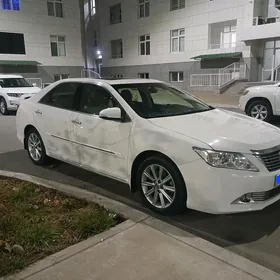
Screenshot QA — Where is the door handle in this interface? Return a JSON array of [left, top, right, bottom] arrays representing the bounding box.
[[35, 109, 42, 115], [71, 119, 82, 125]]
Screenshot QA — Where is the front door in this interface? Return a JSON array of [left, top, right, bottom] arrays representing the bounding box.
[[263, 40, 280, 81], [33, 82, 80, 163], [71, 83, 132, 181]]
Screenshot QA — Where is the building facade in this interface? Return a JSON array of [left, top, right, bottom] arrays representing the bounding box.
[[98, 0, 280, 89], [0, 0, 84, 84]]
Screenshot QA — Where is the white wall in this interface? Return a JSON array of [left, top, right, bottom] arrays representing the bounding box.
[[100, 0, 253, 68], [0, 0, 83, 66]]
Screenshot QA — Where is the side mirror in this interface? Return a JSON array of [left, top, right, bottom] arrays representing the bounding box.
[[32, 83, 37, 87], [99, 107, 122, 121]]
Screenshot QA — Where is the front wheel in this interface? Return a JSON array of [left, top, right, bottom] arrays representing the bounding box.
[[26, 128, 49, 165], [247, 100, 273, 122], [137, 156, 187, 215], [0, 98, 9, 115]]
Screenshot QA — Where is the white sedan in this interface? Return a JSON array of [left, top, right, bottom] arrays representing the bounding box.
[[239, 82, 280, 122], [16, 78, 280, 215]]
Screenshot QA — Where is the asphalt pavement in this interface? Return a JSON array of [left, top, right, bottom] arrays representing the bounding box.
[[2, 110, 280, 274]]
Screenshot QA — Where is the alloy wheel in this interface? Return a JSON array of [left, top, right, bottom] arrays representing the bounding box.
[[28, 133, 42, 161], [141, 164, 176, 209], [0, 100, 5, 114], [251, 105, 268, 120]]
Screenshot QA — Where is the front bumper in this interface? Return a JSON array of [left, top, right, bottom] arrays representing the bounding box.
[[179, 155, 280, 214], [7, 97, 20, 110]]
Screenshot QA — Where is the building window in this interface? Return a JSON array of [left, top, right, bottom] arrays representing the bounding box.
[[2, 0, 20, 11], [54, 74, 70, 81], [110, 3, 122, 24], [111, 39, 123, 58], [47, 0, 63, 17], [171, 29, 185, 52], [90, 0, 96, 15], [170, 0, 185, 11], [169, 72, 183, 82], [139, 0, 149, 18], [220, 24, 236, 48], [93, 30, 98, 47], [138, 73, 149, 79], [0, 32, 25, 54], [139, 35, 150, 55], [50, 36, 66, 57]]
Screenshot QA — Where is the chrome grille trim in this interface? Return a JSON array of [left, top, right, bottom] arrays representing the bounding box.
[[252, 145, 280, 172]]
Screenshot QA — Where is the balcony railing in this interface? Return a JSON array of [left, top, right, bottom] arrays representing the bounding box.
[[253, 16, 280, 26]]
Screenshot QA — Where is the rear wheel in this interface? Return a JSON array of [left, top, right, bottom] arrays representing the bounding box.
[[137, 156, 187, 215], [26, 128, 49, 165], [0, 98, 9, 115], [247, 100, 273, 122]]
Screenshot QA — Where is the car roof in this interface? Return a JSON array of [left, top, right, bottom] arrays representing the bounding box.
[[56, 78, 164, 85], [0, 74, 23, 79]]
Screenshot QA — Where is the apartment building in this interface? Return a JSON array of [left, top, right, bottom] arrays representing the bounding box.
[[98, 0, 280, 90], [0, 0, 84, 83]]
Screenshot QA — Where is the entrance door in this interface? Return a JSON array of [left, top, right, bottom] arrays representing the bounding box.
[[263, 40, 280, 81]]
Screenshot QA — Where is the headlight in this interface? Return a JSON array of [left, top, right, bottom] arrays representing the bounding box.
[[7, 93, 22, 98], [193, 147, 258, 171], [242, 89, 249, 96]]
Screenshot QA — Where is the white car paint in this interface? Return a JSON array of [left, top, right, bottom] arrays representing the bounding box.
[[239, 82, 280, 116], [0, 74, 41, 113], [16, 78, 280, 214]]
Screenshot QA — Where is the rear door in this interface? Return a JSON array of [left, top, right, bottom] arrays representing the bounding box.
[[33, 82, 81, 163]]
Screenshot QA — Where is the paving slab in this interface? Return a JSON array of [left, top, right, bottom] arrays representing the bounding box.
[[11, 222, 268, 280]]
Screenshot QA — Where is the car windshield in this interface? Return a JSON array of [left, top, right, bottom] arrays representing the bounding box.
[[112, 83, 212, 119], [0, 78, 33, 88]]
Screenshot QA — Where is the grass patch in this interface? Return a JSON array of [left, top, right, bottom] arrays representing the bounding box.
[[0, 177, 124, 277]]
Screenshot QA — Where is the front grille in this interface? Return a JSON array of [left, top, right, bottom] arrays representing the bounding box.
[[250, 186, 280, 202], [252, 146, 280, 172]]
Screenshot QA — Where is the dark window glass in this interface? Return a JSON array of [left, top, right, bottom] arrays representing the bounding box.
[[0, 32, 25, 54], [146, 41, 150, 55], [0, 78, 32, 88], [55, 2, 63, 17], [112, 83, 210, 119], [51, 42, 58, 56], [145, 2, 150, 16], [40, 83, 79, 110], [47, 2, 54, 16], [77, 84, 117, 115], [110, 4, 122, 24]]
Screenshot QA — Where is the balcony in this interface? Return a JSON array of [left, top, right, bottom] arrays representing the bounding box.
[[240, 16, 280, 41]]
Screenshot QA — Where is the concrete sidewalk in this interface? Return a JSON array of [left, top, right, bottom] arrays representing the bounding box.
[[5, 218, 279, 280], [2, 171, 280, 280], [191, 92, 240, 108]]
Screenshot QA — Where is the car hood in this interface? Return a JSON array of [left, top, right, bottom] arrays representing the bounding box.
[[149, 109, 280, 153], [3, 87, 41, 94]]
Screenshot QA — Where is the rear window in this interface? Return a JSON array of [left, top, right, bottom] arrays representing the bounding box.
[[0, 78, 33, 88]]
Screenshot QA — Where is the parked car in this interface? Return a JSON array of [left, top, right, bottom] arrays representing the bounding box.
[[16, 78, 280, 215], [239, 82, 280, 122], [0, 74, 41, 115]]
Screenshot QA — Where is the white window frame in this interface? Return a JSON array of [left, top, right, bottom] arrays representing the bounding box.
[[220, 24, 236, 48], [139, 34, 150, 55], [90, 0, 96, 15], [138, 73, 149, 79], [47, 0, 63, 18], [171, 28, 185, 52], [50, 35, 66, 57], [111, 39, 123, 59], [138, 0, 149, 18], [169, 71, 184, 82], [170, 0, 185, 11], [110, 3, 122, 24]]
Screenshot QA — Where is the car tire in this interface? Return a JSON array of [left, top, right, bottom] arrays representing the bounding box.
[[26, 128, 49, 165], [0, 97, 9, 115], [247, 100, 273, 122], [136, 156, 187, 215]]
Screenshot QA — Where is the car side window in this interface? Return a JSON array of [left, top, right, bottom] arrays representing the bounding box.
[[40, 83, 79, 110], [77, 84, 117, 115]]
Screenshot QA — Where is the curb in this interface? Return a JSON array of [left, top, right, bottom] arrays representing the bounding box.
[[1, 170, 280, 280]]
